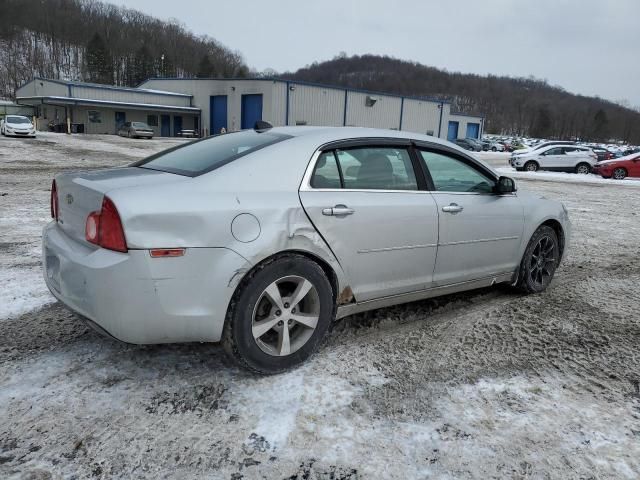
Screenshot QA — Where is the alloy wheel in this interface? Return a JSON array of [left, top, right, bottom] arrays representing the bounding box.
[[613, 168, 627, 180], [576, 164, 590, 174], [251, 275, 320, 356], [525, 162, 538, 172], [528, 235, 556, 288]]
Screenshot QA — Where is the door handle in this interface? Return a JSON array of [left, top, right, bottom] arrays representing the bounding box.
[[442, 203, 464, 214], [322, 205, 355, 216]]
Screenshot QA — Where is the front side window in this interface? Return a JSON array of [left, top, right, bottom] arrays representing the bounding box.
[[134, 130, 291, 177], [337, 147, 417, 190], [420, 150, 495, 193]]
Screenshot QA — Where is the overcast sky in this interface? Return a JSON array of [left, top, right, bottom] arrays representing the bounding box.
[[108, 0, 640, 106]]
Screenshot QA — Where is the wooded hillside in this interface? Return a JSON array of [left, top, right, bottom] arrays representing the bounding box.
[[0, 0, 248, 99], [284, 54, 640, 142]]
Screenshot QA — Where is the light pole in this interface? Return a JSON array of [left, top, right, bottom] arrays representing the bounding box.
[[161, 54, 165, 76]]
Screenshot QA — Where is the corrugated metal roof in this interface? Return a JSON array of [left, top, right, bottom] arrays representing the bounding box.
[[16, 96, 200, 112], [23, 77, 193, 97]]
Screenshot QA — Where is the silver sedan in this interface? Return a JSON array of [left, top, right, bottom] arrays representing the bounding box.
[[42, 125, 570, 373]]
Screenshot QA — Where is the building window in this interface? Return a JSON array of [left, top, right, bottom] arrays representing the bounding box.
[[88, 110, 102, 123], [42, 107, 48, 119], [147, 115, 158, 127]]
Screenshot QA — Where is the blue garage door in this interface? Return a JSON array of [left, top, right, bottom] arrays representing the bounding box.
[[173, 116, 182, 137], [447, 121, 459, 141], [241, 94, 263, 130], [210, 95, 227, 135], [115, 111, 126, 132], [160, 115, 170, 137], [466, 122, 480, 139]]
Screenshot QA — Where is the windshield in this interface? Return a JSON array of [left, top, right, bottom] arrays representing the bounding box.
[[7, 116, 31, 124], [132, 122, 149, 128], [133, 130, 292, 176]]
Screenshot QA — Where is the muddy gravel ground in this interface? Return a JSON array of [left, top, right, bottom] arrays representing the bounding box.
[[1, 134, 639, 479]]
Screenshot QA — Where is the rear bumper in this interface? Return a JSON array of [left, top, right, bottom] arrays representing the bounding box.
[[42, 222, 250, 344]]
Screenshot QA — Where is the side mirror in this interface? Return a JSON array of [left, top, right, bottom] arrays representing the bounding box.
[[496, 176, 517, 194]]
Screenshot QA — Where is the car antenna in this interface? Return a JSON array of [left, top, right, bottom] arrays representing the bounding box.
[[254, 120, 273, 132]]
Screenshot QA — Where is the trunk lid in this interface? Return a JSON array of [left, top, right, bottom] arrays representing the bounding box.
[[55, 167, 186, 245]]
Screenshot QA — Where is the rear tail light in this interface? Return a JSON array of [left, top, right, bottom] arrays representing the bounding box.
[[85, 197, 128, 252], [50, 180, 59, 221]]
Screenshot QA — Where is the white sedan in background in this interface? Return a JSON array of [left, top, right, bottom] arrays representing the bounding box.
[[510, 145, 597, 174], [1, 115, 37, 138]]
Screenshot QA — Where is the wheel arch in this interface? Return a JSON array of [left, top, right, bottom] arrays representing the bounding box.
[[540, 219, 565, 260], [225, 249, 346, 325]]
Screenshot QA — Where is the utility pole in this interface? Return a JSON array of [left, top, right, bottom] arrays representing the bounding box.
[[161, 54, 165, 76]]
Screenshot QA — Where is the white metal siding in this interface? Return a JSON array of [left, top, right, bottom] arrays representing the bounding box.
[[401, 99, 443, 136], [70, 86, 190, 107], [270, 82, 288, 127], [287, 84, 344, 127], [345, 92, 402, 130]]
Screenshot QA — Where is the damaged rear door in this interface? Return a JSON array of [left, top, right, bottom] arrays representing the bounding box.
[[299, 142, 439, 302]]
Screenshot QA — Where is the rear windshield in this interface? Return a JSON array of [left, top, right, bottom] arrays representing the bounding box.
[[133, 130, 291, 177], [132, 122, 149, 128], [7, 116, 31, 124]]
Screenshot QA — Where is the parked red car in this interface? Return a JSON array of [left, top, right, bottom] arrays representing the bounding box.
[[592, 153, 640, 180]]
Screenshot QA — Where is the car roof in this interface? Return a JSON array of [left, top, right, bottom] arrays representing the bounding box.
[[266, 126, 455, 149]]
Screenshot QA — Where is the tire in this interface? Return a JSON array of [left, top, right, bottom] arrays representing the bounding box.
[[223, 254, 334, 374], [613, 167, 627, 180], [491, 147, 497, 152], [516, 225, 560, 294], [575, 163, 591, 174], [524, 161, 539, 172]]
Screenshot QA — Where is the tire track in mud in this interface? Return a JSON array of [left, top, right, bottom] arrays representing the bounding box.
[[326, 256, 640, 423]]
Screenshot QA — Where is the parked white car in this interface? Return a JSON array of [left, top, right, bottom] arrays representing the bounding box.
[[510, 145, 597, 174], [1, 115, 36, 138]]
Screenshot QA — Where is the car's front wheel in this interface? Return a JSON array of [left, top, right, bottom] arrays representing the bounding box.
[[524, 161, 539, 172], [516, 225, 560, 294], [223, 254, 334, 374], [613, 167, 627, 180]]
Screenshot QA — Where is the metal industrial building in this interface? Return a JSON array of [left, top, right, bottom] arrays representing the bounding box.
[[15, 78, 200, 135], [15, 77, 484, 140], [140, 78, 484, 140]]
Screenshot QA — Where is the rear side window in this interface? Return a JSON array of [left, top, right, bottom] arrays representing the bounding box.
[[134, 130, 291, 176], [310, 152, 341, 188], [310, 147, 418, 190]]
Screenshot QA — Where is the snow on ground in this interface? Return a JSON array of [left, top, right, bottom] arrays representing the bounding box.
[[1, 133, 640, 478]]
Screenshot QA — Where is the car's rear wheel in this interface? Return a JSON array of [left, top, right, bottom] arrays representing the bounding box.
[[575, 163, 591, 174], [491, 146, 497, 152], [524, 161, 539, 172], [516, 225, 560, 294], [223, 254, 334, 374], [613, 167, 627, 180]]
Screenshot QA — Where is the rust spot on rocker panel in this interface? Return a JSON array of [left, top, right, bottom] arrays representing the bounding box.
[[338, 286, 354, 305]]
